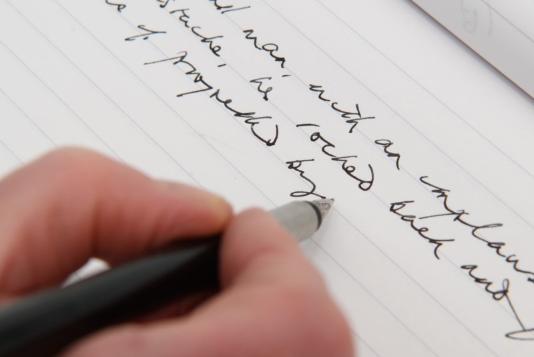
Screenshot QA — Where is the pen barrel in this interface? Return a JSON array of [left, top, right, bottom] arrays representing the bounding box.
[[0, 238, 219, 357], [270, 201, 321, 241], [0, 200, 326, 357]]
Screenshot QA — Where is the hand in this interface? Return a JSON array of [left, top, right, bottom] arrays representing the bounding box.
[[0, 148, 353, 357]]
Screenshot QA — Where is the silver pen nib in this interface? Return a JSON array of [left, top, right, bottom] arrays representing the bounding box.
[[270, 200, 335, 242], [311, 199, 335, 221]]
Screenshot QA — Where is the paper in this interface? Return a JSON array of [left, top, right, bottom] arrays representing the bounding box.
[[412, 0, 534, 98], [1, 0, 534, 355]]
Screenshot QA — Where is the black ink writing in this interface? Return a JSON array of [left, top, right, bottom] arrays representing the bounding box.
[[461, 265, 534, 341], [145, 51, 213, 97], [309, 84, 375, 133], [210, 89, 279, 146], [390, 200, 454, 258], [208, 0, 251, 14], [250, 76, 273, 101], [155, 0, 174, 8], [125, 24, 166, 41], [105, 0, 126, 12], [375, 139, 401, 170], [298, 123, 374, 191], [286, 159, 326, 199], [243, 29, 286, 69], [145, 52, 278, 146], [170, 8, 224, 58], [420, 176, 534, 284]]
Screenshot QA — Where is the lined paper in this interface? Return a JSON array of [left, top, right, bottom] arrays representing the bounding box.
[[412, 0, 534, 98], [1, 0, 534, 355]]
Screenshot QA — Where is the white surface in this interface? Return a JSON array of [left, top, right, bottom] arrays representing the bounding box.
[[412, 0, 534, 98], [0, 0, 534, 356]]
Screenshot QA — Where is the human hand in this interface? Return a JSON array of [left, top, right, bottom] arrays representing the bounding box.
[[0, 148, 353, 357]]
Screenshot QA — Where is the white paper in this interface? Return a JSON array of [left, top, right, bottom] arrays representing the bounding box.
[[412, 0, 534, 98], [1, 0, 534, 356]]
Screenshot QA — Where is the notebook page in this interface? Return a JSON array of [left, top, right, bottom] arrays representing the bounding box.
[[411, 0, 534, 98], [1, 0, 534, 356]]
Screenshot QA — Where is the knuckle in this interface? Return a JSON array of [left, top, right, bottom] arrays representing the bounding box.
[[38, 148, 115, 190]]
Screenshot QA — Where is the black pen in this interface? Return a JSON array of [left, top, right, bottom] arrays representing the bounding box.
[[0, 199, 334, 357]]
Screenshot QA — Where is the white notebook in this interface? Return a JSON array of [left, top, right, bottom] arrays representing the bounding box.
[[1, 1, 534, 356], [413, 0, 534, 98]]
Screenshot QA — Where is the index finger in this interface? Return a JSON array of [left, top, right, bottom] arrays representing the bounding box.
[[66, 209, 354, 357], [0, 148, 232, 298]]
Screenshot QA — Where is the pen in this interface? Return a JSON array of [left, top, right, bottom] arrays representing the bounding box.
[[0, 199, 334, 357]]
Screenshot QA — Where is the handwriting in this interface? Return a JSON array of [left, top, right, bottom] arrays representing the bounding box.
[[462, 265, 510, 301], [390, 174, 534, 340], [309, 84, 375, 133], [390, 200, 454, 258], [155, 0, 174, 9], [145, 51, 213, 97], [208, 0, 251, 14], [243, 29, 287, 69], [419, 176, 534, 284], [109, 1, 534, 343], [105, 0, 126, 12], [250, 76, 273, 101], [461, 265, 534, 341], [145, 52, 278, 146], [375, 139, 401, 170], [298, 123, 374, 191], [286, 159, 326, 199], [210, 89, 279, 146], [507, 327, 534, 341], [170, 8, 224, 58], [391, 198, 534, 340], [125, 25, 166, 41]]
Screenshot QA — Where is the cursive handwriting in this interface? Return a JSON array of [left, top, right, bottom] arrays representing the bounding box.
[[169, 8, 224, 58], [210, 89, 279, 146], [309, 84, 375, 133], [375, 139, 401, 170], [462, 264, 510, 301], [108, 1, 534, 343], [155, 0, 174, 9], [208, 0, 251, 14], [243, 29, 287, 69], [461, 265, 534, 341], [125, 25, 166, 41], [390, 200, 455, 258], [250, 76, 273, 101], [298, 123, 374, 191], [145, 51, 213, 97], [105, 0, 126, 12], [145, 52, 278, 146], [420, 176, 534, 284], [286, 159, 326, 199]]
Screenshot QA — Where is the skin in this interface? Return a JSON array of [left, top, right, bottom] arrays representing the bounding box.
[[0, 148, 354, 357]]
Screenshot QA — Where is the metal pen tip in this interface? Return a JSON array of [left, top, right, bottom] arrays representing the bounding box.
[[312, 198, 335, 220]]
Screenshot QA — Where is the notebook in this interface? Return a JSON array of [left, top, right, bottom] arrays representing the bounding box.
[[1, 0, 534, 356], [413, 0, 534, 98]]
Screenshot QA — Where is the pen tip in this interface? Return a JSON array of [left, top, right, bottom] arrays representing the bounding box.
[[312, 198, 335, 220]]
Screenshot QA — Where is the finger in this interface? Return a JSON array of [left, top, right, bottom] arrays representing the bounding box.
[[134, 292, 214, 324], [0, 148, 231, 298], [65, 209, 353, 357]]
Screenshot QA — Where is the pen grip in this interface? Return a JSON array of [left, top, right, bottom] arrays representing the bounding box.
[[0, 237, 220, 357]]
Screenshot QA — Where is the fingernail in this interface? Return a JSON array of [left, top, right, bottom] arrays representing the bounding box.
[[160, 181, 233, 227]]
